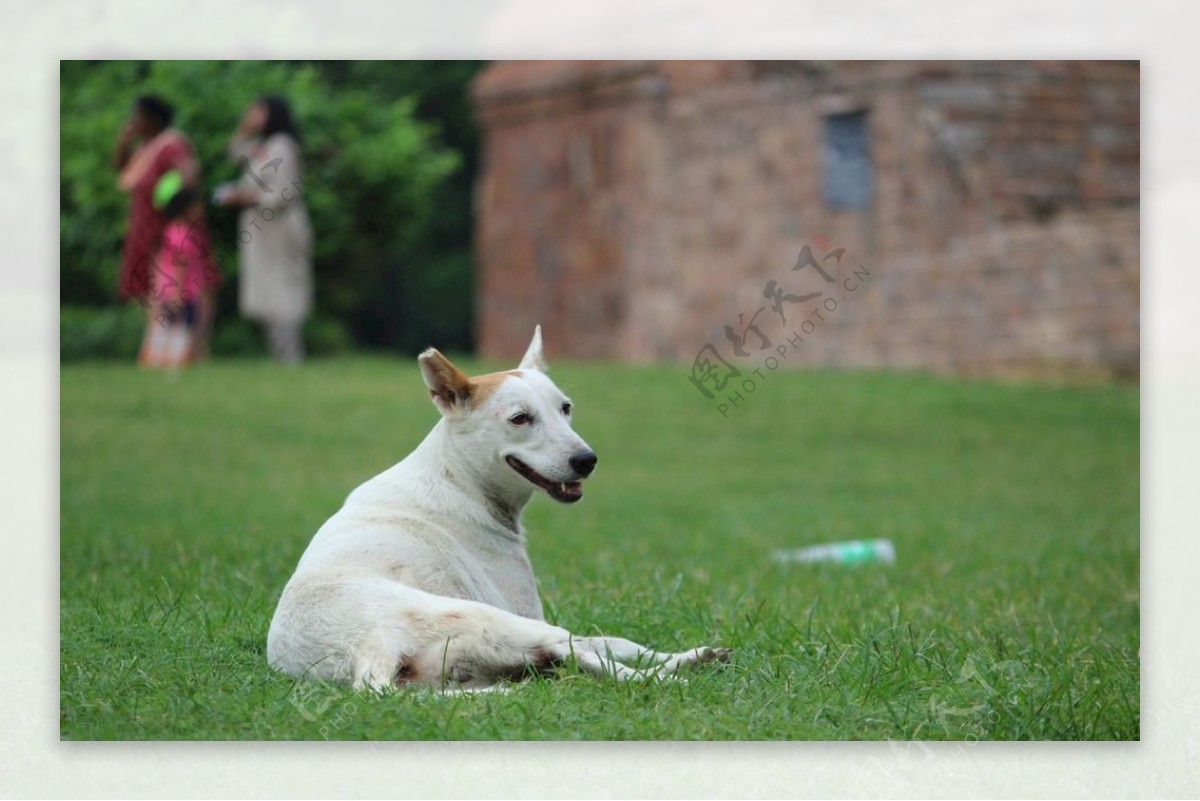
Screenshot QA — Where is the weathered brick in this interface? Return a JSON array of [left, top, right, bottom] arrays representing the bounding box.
[[472, 60, 1139, 379]]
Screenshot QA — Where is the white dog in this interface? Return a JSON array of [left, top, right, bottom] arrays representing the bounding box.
[[267, 327, 730, 690]]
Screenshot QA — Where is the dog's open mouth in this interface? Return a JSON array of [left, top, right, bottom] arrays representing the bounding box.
[[505, 455, 584, 503]]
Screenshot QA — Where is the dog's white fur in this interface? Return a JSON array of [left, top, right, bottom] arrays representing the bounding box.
[[267, 327, 729, 690]]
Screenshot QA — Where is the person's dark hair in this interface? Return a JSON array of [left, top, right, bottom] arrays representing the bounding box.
[[135, 95, 174, 131], [162, 187, 197, 221], [259, 95, 302, 145]]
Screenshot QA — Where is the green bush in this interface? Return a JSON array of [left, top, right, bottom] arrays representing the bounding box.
[[60, 305, 145, 362], [305, 313, 354, 356], [60, 61, 478, 353], [208, 317, 266, 358], [61, 304, 356, 362]]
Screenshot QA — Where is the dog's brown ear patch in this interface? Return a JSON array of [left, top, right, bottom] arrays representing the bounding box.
[[418, 348, 474, 414], [470, 370, 523, 406]]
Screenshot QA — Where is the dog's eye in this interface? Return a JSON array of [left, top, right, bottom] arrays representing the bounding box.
[[509, 412, 534, 426], [561, 402, 572, 416]]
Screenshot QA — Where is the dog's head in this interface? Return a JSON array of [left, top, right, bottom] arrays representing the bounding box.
[[417, 326, 597, 504]]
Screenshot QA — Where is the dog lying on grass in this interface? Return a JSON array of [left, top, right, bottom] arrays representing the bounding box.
[[267, 327, 730, 690]]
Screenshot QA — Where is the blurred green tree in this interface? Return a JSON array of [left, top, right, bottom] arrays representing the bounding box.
[[60, 60, 481, 355]]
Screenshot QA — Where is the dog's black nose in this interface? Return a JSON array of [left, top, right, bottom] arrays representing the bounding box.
[[569, 450, 598, 477]]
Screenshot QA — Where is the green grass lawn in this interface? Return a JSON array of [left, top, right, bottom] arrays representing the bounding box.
[[60, 356, 1139, 740]]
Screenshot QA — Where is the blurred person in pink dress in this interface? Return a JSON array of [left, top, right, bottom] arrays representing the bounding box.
[[115, 95, 216, 365]]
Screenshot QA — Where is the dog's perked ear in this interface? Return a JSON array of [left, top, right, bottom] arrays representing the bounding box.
[[518, 324, 547, 372], [418, 348, 474, 415]]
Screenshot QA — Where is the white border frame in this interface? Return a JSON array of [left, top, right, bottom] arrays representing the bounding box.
[[6, 1, 1195, 796]]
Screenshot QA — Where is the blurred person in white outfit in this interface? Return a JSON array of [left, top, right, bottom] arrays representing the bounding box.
[[218, 95, 313, 364]]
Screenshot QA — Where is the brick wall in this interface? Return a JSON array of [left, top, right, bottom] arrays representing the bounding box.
[[471, 60, 1139, 379]]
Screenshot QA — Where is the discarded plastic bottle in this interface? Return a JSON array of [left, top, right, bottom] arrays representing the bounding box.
[[772, 538, 896, 565]]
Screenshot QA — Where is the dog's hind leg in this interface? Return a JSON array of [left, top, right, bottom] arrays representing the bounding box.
[[655, 645, 733, 672], [569, 636, 671, 664], [274, 578, 730, 690], [386, 601, 727, 687], [569, 636, 731, 673]]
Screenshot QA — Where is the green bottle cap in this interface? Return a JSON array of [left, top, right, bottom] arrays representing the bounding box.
[[838, 542, 876, 563]]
